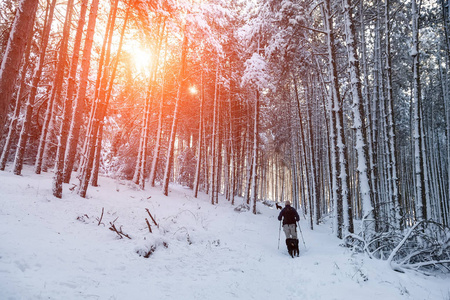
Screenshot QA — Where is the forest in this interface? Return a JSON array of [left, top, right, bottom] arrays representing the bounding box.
[[0, 0, 449, 273]]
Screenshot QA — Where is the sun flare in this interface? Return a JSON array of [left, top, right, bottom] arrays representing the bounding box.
[[131, 47, 152, 73], [123, 39, 153, 76], [189, 85, 198, 95]]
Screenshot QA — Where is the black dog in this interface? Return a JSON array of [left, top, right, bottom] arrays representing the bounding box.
[[286, 238, 299, 258], [275, 203, 282, 210]]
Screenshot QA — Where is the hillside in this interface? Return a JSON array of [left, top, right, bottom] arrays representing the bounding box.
[[0, 167, 448, 300]]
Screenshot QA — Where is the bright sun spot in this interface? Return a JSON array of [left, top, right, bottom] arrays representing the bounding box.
[[123, 39, 153, 76], [189, 86, 198, 95], [132, 48, 152, 74]]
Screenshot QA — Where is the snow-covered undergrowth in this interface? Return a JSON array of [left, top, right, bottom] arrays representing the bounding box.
[[0, 167, 448, 300]]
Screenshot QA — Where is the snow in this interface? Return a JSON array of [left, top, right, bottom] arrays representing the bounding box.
[[241, 53, 273, 91], [0, 167, 448, 300]]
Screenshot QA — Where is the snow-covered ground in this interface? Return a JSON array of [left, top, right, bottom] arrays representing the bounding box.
[[0, 167, 448, 300]]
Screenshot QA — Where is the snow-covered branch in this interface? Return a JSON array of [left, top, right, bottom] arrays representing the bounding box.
[[346, 221, 450, 275], [241, 52, 274, 91], [386, 220, 423, 265]]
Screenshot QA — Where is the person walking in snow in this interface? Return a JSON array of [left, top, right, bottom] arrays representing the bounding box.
[[278, 201, 301, 257], [278, 201, 300, 239]]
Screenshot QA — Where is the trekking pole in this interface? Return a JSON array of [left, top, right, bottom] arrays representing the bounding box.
[[277, 220, 281, 249], [297, 221, 306, 248]]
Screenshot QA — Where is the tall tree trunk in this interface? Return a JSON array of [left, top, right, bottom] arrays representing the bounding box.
[[35, 0, 74, 174], [370, 0, 383, 231], [13, 0, 57, 176], [0, 0, 38, 130], [215, 97, 223, 204], [384, 0, 402, 228], [91, 122, 103, 187], [305, 80, 319, 225], [244, 105, 253, 205], [289, 100, 299, 210], [293, 75, 313, 229], [0, 24, 34, 170], [210, 64, 219, 205], [133, 18, 166, 188], [63, 0, 101, 183], [78, 0, 128, 197], [52, 0, 89, 198], [342, 0, 374, 232], [322, 0, 350, 237], [162, 28, 188, 196], [251, 90, 259, 214], [148, 31, 168, 188], [411, 0, 427, 221], [441, 0, 450, 223], [193, 71, 204, 198], [91, 0, 131, 189], [228, 80, 236, 205], [77, 0, 118, 180]]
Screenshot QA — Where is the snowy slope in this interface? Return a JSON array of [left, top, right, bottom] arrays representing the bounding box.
[[0, 167, 448, 300]]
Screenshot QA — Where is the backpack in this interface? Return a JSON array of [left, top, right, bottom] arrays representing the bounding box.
[[283, 206, 297, 225]]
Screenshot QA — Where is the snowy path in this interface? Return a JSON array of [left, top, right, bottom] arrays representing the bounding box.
[[0, 168, 448, 300]]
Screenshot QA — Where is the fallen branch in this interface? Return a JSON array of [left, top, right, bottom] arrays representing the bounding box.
[[97, 207, 104, 226], [109, 222, 131, 239], [345, 220, 450, 274], [387, 221, 423, 265], [406, 259, 450, 269], [145, 208, 158, 227], [391, 259, 450, 274], [145, 218, 152, 233]]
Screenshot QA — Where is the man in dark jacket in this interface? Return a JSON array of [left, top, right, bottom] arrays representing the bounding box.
[[278, 201, 300, 239]]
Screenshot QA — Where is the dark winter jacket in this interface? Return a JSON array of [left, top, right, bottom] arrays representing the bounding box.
[[278, 205, 300, 225]]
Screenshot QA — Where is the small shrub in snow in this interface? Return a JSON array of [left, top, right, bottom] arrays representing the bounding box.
[[76, 214, 91, 223], [261, 199, 275, 208], [136, 241, 168, 258], [136, 245, 157, 258], [173, 226, 194, 245], [234, 203, 250, 212]]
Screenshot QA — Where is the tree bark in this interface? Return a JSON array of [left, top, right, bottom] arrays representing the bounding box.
[[342, 0, 374, 231], [52, 0, 89, 198], [411, 0, 427, 221], [210, 64, 219, 205], [193, 71, 204, 198], [134, 18, 166, 188], [322, 0, 344, 237], [0, 0, 38, 130], [384, 0, 402, 228], [63, 0, 101, 183], [35, 0, 75, 174], [0, 23, 34, 170], [293, 75, 313, 229], [251, 90, 259, 214], [13, 0, 56, 176], [78, 0, 128, 197], [163, 27, 188, 196]]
